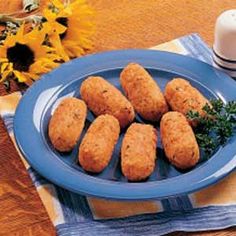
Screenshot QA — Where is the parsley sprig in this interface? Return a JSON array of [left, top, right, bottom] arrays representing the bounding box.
[[187, 99, 236, 156]]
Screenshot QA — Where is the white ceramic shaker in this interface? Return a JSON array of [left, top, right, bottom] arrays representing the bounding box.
[[213, 9, 236, 77]]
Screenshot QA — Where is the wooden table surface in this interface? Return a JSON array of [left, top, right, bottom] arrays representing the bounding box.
[[0, 0, 236, 235]]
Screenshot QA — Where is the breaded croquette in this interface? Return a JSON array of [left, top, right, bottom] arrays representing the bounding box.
[[165, 78, 210, 125], [48, 97, 87, 152], [79, 115, 120, 173], [120, 63, 168, 121], [80, 76, 135, 128], [160, 111, 200, 169], [121, 123, 157, 181]]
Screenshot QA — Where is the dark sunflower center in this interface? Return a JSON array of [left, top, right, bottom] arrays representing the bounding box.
[[56, 17, 68, 40], [7, 43, 34, 72]]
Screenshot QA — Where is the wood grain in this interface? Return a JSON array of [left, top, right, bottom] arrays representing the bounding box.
[[0, 1, 236, 235], [0, 118, 56, 236]]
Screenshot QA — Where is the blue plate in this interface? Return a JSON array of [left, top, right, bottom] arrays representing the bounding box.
[[14, 50, 236, 200]]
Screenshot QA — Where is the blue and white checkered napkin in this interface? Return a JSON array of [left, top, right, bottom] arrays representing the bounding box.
[[0, 34, 236, 236]]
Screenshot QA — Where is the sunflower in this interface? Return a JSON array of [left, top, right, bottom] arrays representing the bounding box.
[[43, 0, 94, 60], [0, 24, 61, 85]]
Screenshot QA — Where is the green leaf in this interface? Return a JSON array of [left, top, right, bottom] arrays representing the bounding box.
[[188, 99, 236, 158]]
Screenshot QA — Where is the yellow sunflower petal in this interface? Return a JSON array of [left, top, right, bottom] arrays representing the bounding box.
[[0, 68, 12, 82], [29, 58, 59, 75], [41, 0, 94, 59], [27, 28, 46, 45], [21, 72, 38, 86], [41, 21, 51, 33], [54, 22, 68, 34], [1, 62, 9, 73], [61, 6, 72, 16], [24, 79, 34, 87], [3, 34, 16, 48], [50, 0, 65, 9], [13, 70, 27, 82], [23, 72, 39, 80], [49, 33, 69, 61], [43, 10, 68, 34], [0, 48, 7, 59], [0, 56, 8, 63], [43, 8, 56, 21], [44, 0, 68, 19], [16, 23, 26, 42], [0, 23, 60, 85], [3, 23, 26, 47]]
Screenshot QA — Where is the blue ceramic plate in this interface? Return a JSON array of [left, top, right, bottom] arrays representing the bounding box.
[[14, 50, 236, 200]]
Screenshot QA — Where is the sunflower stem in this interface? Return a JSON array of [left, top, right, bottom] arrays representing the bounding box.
[[0, 14, 43, 25], [0, 15, 22, 24], [0, 11, 25, 17]]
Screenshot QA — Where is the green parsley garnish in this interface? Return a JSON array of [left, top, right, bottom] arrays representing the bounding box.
[[187, 99, 236, 157]]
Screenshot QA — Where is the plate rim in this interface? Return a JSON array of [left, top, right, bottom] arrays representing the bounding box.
[[14, 49, 236, 200]]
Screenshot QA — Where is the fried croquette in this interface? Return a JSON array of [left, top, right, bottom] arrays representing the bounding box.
[[160, 111, 200, 169], [121, 123, 157, 181], [79, 115, 120, 173], [80, 76, 135, 128], [120, 63, 168, 121], [164, 78, 210, 124], [48, 97, 87, 152]]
